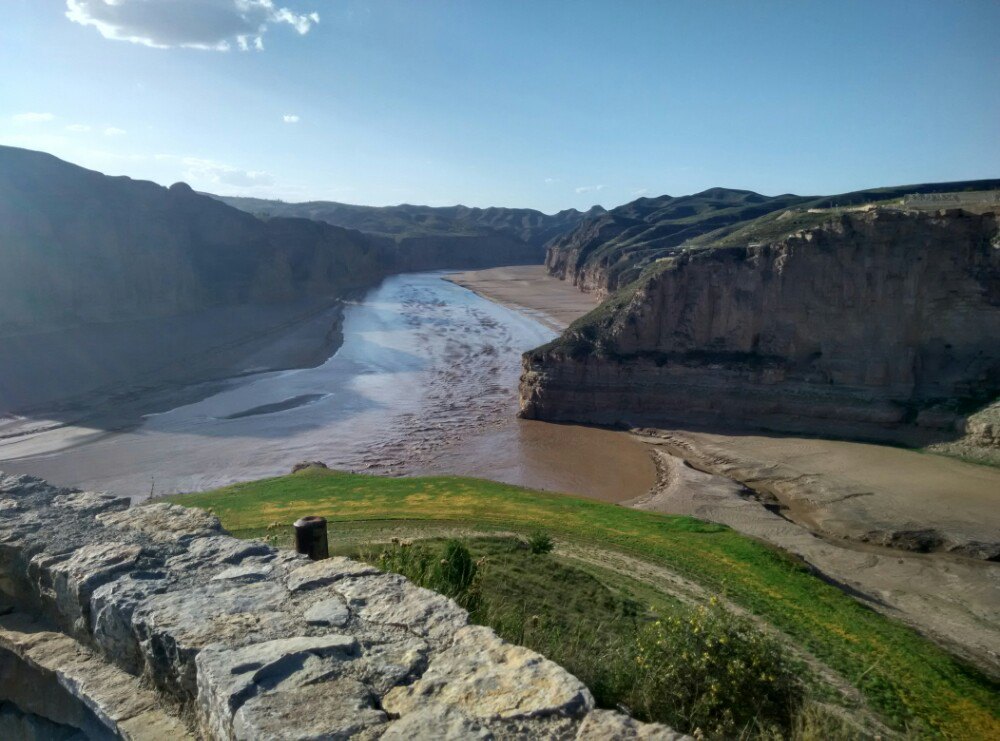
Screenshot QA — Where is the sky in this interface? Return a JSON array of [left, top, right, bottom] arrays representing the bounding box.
[[1, 1, 998, 213]]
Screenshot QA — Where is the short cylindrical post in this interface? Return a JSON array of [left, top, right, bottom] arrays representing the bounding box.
[[293, 516, 329, 560]]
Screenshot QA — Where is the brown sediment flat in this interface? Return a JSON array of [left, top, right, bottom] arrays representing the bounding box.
[[627, 433, 1000, 676], [446, 265, 599, 330], [641, 428, 1000, 555]]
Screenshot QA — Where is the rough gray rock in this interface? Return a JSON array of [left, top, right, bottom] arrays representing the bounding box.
[[0, 472, 683, 739], [576, 710, 694, 740], [382, 625, 594, 720], [302, 596, 350, 627]]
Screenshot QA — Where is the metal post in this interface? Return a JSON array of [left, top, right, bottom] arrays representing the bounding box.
[[293, 516, 329, 560]]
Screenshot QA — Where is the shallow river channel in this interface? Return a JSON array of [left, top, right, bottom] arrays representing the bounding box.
[[0, 272, 655, 501]]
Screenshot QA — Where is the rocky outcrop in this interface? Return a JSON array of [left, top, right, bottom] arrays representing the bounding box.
[[545, 180, 1000, 299], [521, 208, 1000, 443], [544, 189, 809, 298], [0, 471, 685, 740]]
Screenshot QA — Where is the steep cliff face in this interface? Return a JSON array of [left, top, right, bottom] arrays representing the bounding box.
[[547, 181, 1000, 299], [544, 189, 810, 298], [0, 147, 394, 336], [521, 208, 1000, 442]]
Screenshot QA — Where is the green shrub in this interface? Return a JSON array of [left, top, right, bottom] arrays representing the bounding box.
[[365, 539, 481, 611], [436, 539, 477, 595], [630, 599, 803, 738], [528, 531, 555, 554]]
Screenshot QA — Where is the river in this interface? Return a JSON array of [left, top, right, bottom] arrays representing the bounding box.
[[0, 272, 655, 501]]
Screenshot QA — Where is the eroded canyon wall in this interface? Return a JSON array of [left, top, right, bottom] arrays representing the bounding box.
[[521, 208, 1000, 443]]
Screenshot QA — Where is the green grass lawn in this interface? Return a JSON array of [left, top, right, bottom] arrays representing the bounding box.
[[170, 468, 1000, 739]]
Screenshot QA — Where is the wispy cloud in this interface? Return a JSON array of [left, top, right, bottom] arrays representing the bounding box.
[[65, 0, 320, 52], [179, 156, 275, 188], [575, 184, 606, 194], [66, 123, 91, 132], [544, 177, 560, 185], [632, 188, 649, 197], [283, 114, 300, 123], [104, 127, 127, 136], [11, 112, 55, 124]]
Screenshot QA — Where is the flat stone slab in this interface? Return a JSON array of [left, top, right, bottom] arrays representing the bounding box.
[[303, 596, 350, 627], [0, 611, 191, 740]]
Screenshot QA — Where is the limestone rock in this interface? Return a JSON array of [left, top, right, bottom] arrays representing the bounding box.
[[234, 679, 386, 740], [383, 624, 593, 721], [380, 705, 492, 740], [285, 556, 380, 593], [302, 596, 350, 627], [196, 635, 360, 739], [576, 710, 693, 740], [98, 503, 222, 543], [336, 572, 469, 642]]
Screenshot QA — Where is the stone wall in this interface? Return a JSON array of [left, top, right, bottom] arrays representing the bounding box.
[[0, 471, 686, 740]]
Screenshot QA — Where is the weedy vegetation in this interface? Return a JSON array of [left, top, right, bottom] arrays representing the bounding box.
[[171, 468, 1000, 739]]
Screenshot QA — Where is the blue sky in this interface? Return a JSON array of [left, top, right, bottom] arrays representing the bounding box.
[[2, 1, 998, 212]]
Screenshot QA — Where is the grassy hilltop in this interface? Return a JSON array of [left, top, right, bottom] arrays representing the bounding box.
[[172, 468, 1000, 739]]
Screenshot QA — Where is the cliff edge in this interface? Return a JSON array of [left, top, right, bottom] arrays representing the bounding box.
[[521, 208, 1000, 444]]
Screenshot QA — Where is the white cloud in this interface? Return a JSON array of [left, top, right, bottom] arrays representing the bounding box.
[[65, 0, 320, 52], [180, 156, 275, 188], [11, 112, 55, 124], [104, 127, 127, 136], [543, 177, 559, 185], [632, 188, 650, 197], [575, 184, 606, 194], [66, 123, 91, 132], [282, 114, 300, 123]]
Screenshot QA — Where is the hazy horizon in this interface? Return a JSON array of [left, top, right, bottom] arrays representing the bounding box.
[[2, 1, 998, 212]]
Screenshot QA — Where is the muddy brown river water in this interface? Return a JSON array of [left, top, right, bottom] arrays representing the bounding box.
[[0, 271, 655, 501]]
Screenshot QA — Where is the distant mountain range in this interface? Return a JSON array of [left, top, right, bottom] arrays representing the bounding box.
[[210, 194, 605, 245]]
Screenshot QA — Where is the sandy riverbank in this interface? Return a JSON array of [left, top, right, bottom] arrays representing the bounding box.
[[446, 265, 600, 330], [625, 441, 1000, 676]]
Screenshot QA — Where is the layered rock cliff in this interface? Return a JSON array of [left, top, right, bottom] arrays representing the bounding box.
[[521, 208, 1000, 443], [544, 189, 809, 298], [546, 181, 1000, 299]]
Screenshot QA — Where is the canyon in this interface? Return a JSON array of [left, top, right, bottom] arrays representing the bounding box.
[[522, 208, 1000, 445], [3, 146, 1000, 735]]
